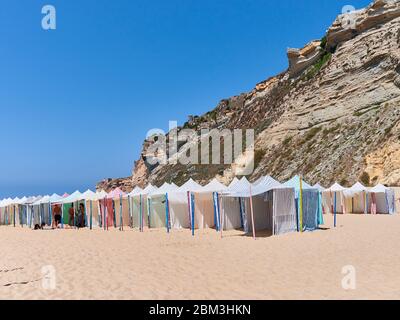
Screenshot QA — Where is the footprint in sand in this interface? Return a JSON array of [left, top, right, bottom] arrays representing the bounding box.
[[3, 278, 42, 287], [0, 267, 24, 273]]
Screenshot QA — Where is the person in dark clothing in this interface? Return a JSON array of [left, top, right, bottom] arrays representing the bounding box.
[[77, 203, 86, 229], [53, 204, 62, 228]]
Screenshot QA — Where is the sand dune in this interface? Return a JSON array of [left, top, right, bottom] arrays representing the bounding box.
[[1, 214, 400, 300]]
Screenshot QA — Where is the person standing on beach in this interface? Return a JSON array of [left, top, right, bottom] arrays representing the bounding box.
[[53, 205, 62, 228], [77, 203, 85, 229]]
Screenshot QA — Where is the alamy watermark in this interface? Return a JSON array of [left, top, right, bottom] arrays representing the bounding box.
[[145, 121, 255, 176], [41, 265, 57, 290], [41, 5, 56, 30], [341, 265, 356, 290]]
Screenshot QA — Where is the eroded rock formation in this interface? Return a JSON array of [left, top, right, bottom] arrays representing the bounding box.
[[97, 0, 400, 191]]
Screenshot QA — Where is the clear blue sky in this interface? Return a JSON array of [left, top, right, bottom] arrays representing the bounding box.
[[0, 0, 371, 197]]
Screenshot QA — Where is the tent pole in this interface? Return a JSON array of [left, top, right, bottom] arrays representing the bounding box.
[[75, 201, 78, 230], [299, 177, 303, 233], [97, 200, 101, 228], [213, 192, 220, 232], [119, 194, 123, 231], [239, 198, 244, 229], [219, 194, 224, 239], [99, 199, 103, 229], [249, 185, 256, 240], [216, 193, 221, 232], [165, 193, 170, 233], [127, 195, 132, 228], [104, 197, 107, 231], [139, 195, 143, 232], [334, 192, 337, 228], [113, 200, 116, 228], [191, 193, 195, 237], [60, 203, 64, 229], [83, 200, 89, 228], [147, 198, 151, 229], [49, 202, 52, 227], [187, 191, 192, 231], [90, 200, 93, 230]]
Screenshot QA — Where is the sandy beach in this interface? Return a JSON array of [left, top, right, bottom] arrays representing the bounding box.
[[1, 213, 400, 300]]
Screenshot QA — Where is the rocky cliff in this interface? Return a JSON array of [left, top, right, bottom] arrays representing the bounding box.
[[97, 0, 400, 191]]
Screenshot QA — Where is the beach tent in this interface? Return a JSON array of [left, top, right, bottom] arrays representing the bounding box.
[[80, 190, 101, 229], [32, 193, 63, 226], [53, 191, 83, 226], [128, 184, 158, 231], [93, 190, 108, 228], [343, 182, 369, 214], [283, 176, 320, 231], [322, 183, 351, 215], [31, 195, 50, 226], [9, 198, 20, 226], [219, 177, 252, 231], [4, 197, 21, 227], [0, 198, 13, 225], [0, 198, 19, 226], [24, 196, 42, 227], [110, 189, 131, 230], [369, 184, 396, 215], [191, 179, 228, 232], [120, 187, 143, 228], [253, 176, 280, 187], [148, 183, 178, 230], [13, 197, 27, 226], [97, 188, 126, 229], [222, 176, 297, 237], [312, 183, 326, 225], [166, 179, 203, 230]]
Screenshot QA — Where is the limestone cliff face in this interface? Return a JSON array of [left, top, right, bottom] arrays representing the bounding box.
[[97, 0, 400, 191]]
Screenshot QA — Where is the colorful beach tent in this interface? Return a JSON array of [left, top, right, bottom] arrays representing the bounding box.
[[219, 177, 252, 231], [322, 183, 349, 214], [166, 179, 202, 230], [343, 182, 369, 214], [283, 176, 320, 231], [222, 176, 297, 236], [369, 184, 396, 214], [128, 184, 158, 230], [148, 183, 178, 229], [128, 186, 143, 197]]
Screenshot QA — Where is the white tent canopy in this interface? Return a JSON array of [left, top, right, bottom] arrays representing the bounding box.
[[325, 183, 347, 192], [177, 179, 203, 193], [127, 186, 143, 197], [196, 179, 227, 193], [313, 183, 326, 192], [33, 195, 50, 206], [56, 191, 82, 204], [369, 184, 389, 194], [223, 177, 252, 196], [149, 183, 177, 196], [81, 190, 98, 201], [96, 190, 108, 199], [343, 182, 367, 198], [138, 184, 158, 196]]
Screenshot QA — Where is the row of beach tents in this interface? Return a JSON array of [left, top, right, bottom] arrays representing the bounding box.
[[0, 176, 398, 238]]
